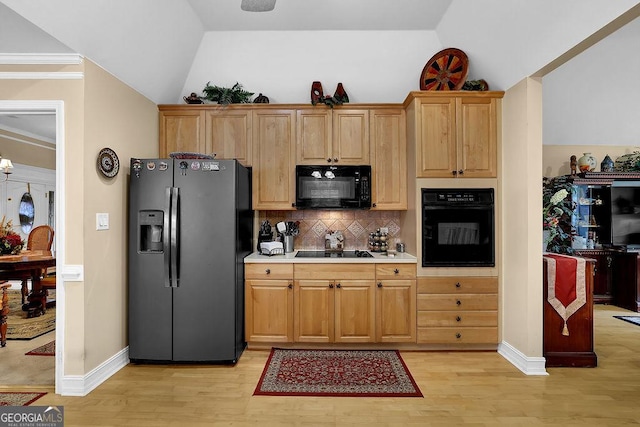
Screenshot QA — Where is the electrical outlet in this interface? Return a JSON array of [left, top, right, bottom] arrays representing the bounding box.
[[380, 227, 389, 234]]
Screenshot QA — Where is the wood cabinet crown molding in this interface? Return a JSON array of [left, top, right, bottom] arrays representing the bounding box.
[[158, 103, 404, 111], [402, 90, 505, 108]]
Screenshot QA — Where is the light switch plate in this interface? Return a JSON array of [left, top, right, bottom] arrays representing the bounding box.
[[96, 213, 109, 230]]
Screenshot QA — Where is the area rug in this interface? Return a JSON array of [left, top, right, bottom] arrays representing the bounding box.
[[254, 349, 423, 397], [0, 392, 46, 406], [614, 315, 640, 327], [25, 340, 55, 356], [6, 289, 56, 340]]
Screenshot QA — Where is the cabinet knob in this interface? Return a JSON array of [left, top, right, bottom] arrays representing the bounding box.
[[265, 269, 271, 275], [452, 170, 457, 176], [333, 158, 339, 163], [394, 268, 399, 274], [372, 203, 377, 208], [329, 283, 334, 288], [327, 158, 332, 163], [288, 283, 293, 289], [455, 333, 462, 339], [456, 300, 462, 306], [458, 169, 464, 175], [377, 282, 382, 288], [336, 283, 342, 288], [455, 282, 461, 288], [456, 316, 462, 322]]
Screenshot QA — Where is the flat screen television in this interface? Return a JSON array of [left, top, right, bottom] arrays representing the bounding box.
[[611, 185, 640, 249]]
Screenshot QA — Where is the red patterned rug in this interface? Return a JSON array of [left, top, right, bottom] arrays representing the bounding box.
[[25, 340, 55, 356], [0, 392, 46, 406], [254, 349, 423, 397]]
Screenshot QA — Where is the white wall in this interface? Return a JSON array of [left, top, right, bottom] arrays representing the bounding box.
[[181, 30, 442, 104], [543, 17, 640, 146]]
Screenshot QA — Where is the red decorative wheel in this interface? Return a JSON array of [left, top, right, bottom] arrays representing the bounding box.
[[420, 48, 469, 91]]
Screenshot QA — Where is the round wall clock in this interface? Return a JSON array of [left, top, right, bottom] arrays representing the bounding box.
[[420, 48, 469, 91], [97, 147, 120, 178]]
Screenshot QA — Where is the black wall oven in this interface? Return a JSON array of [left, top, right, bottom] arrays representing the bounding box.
[[422, 188, 495, 267]]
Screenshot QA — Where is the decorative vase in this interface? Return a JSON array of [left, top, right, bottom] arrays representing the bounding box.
[[333, 83, 349, 104], [614, 150, 640, 172], [577, 153, 597, 172], [600, 154, 614, 172], [311, 81, 324, 106]]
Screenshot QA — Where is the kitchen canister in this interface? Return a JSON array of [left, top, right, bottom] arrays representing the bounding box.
[[577, 153, 597, 172], [284, 235, 295, 253]]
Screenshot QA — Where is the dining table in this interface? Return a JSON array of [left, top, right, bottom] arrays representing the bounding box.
[[0, 249, 56, 319]]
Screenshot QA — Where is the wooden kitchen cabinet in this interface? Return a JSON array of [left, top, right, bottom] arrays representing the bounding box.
[[404, 91, 502, 178], [159, 105, 252, 166], [417, 276, 498, 346], [205, 108, 252, 166], [370, 108, 407, 210], [294, 264, 376, 343], [159, 109, 205, 157], [296, 107, 369, 165], [375, 263, 416, 342], [332, 109, 370, 165], [296, 109, 332, 164], [252, 109, 296, 210], [245, 263, 294, 342]]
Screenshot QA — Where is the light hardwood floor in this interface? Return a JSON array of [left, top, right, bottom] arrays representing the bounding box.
[[2, 304, 639, 426]]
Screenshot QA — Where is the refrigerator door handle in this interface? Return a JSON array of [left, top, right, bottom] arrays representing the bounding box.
[[170, 186, 180, 288], [163, 187, 171, 288]]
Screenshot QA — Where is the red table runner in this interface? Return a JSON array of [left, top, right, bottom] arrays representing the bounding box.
[[543, 253, 586, 336]]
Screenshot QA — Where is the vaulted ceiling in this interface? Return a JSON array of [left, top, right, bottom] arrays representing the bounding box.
[[1, 0, 639, 108]]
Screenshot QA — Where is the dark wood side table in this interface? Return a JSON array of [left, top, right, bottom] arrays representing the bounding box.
[[574, 249, 614, 304], [543, 256, 597, 367]]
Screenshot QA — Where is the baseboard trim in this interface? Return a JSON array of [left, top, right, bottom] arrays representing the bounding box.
[[498, 341, 548, 376], [58, 346, 129, 396]]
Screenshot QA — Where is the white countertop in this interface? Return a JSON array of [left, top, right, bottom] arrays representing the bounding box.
[[244, 250, 417, 264]]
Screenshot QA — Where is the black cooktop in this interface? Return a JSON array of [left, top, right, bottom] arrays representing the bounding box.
[[295, 250, 373, 258]]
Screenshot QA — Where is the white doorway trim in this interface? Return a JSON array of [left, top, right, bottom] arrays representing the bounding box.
[[0, 100, 65, 394]]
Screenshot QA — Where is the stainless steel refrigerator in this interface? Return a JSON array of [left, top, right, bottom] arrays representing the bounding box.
[[128, 158, 252, 363]]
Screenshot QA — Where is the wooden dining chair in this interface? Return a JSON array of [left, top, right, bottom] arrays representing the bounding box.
[[1, 281, 10, 347], [21, 225, 55, 304]]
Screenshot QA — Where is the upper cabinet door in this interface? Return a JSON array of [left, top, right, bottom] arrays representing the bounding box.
[[205, 109, 252, 166], [412, 93, 501, 178], [332, 109, 370, 165], [416, 98, 457, 178], [159, 110, 205, 157], [252, 109, 296, 210], [296, 109, 332, 165], [370, 108, 407, 210], [457, 97, 497, 178]]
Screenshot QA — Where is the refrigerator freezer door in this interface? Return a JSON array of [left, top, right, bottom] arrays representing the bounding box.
[[128, 159, 174, 362]]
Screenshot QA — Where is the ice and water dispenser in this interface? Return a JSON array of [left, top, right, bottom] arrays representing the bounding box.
[[139, 210, 163, 252]]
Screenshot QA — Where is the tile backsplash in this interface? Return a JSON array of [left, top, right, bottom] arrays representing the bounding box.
[[259, 210, 402, 251]]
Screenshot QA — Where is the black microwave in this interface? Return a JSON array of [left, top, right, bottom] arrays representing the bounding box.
[[295, 165, 371, 209]]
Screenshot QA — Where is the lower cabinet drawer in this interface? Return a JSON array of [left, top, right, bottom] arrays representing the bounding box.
[[417, 327, 498, 344], [417, 294, 497, 311], [418, 311, 497, 327], [246, 263, 293, 280]]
